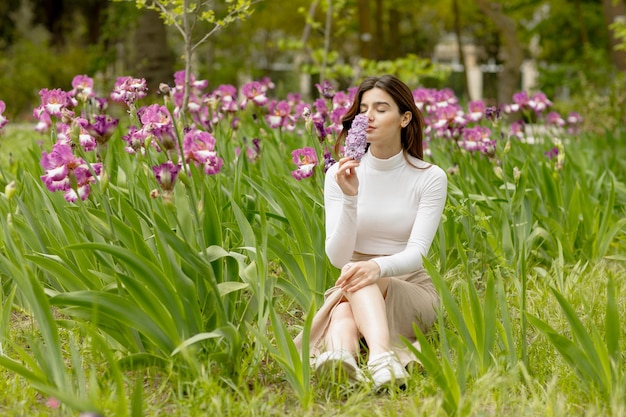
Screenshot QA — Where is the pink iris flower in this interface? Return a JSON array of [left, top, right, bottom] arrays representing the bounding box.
[[70, 75, 95, 101], [546, 112, 566, 127], [266, 100, 295, 130], [291, 147, 318, 180], [41, 141, 101, 202], [39, 88, 72, 118], [212, 84, 239, 113], [510, 120, 526, 139], [33, 105, 52, 133], [0, 100, 8, 130], [287, 92, 302, 107], [412, 87, 435, 112], [461, 126, 495, 155], [138, 104, 177, 151], [566, 111, 583, 134], [528, 93, 552, 113], [66, 163, 102, 203], [183, 129, 223, 175], [432, 103, 467, 132], [240, 81, 268, 108], [111, 76, 148, 106], [467, 100, 486, 122], [174, 70, 209, 91], [122, 126, 148, 154]]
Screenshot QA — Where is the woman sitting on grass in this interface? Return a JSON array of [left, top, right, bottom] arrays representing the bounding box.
[[294, 74, 448, 390]]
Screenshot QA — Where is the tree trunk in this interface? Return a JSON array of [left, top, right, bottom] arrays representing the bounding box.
[[358, 0, 372, 59], [293, 0, 319, 100], [35, 0, 64, 46], [82, 0, 106, 45], [602, 0, 626, 71], [321, 0, 333, 80], [374, 0, 384, 59], [388, 7, 400, 58], [133, 9, 174, 93], [453, 0, 470, 100], [474, 0, 524, 104], [575, 0, 589, 46]]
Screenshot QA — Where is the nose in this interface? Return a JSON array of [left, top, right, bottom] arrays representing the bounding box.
[[365, 108, 374, 120]]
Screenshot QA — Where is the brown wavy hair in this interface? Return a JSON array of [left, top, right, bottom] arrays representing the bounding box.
[[336, 75, 425, 161]]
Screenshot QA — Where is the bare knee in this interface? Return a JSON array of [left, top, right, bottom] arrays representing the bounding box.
[[330, 302, 357, 330], [325, 302, 359, 351], [327, 302, 359, 339], [343, 277, 390, 304]]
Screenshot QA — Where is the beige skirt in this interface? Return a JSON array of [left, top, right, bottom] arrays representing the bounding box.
[[293, 253, 440, 367]]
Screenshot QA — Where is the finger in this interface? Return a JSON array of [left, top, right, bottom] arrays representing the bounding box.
[[338, 156, 357, 164], [344, 274, 373, 293], [336, 263, 354, 286], [337, 165, 357, 177], [343, 280, 361, 293], [338, 159, 360, 170]]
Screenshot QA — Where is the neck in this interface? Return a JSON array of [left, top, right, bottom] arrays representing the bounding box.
[[369, 143, 402, 159]]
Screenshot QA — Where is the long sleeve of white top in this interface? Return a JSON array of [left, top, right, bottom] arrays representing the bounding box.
[[324, 151, 448, 278]]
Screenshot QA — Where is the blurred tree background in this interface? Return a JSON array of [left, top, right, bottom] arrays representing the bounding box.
[[0, 0, 624, 129]]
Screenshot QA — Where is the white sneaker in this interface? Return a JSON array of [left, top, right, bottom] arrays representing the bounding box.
[[314, 350, 363, 383], [367, 351, 409, 390]]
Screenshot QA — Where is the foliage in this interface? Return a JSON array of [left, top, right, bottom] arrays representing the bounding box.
[[0, 39, 99, 120], [128, 0, 254, 41], [302, 52, 450, 90], [612, 17, 626, 51]]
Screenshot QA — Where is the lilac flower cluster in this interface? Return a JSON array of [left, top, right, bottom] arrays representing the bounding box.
[[344, 113, 368, 161]]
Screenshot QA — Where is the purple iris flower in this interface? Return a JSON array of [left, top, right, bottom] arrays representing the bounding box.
[[315, 80, 336, 99], [79, 114, 120, 145], [153, 161, 181, 192]]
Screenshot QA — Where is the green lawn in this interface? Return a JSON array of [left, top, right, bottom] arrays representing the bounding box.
[[0, 124, 44, 178]]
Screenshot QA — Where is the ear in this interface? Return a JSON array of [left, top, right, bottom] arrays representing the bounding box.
[[400, 111, 412, 128]]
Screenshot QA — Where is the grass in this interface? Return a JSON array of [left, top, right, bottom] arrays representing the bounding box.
[[1, 260, 624, 416]]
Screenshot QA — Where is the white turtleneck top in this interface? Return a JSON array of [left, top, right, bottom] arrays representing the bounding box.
[[324, 150, 448, 278]]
